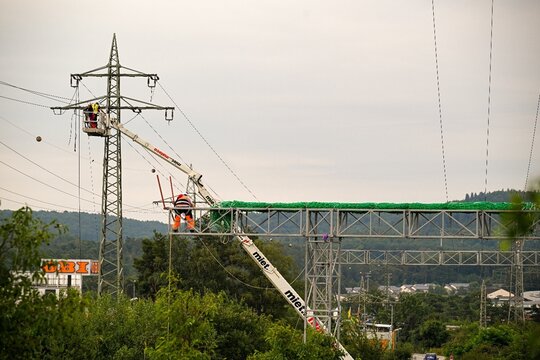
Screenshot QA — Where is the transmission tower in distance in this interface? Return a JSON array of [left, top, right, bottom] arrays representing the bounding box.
[[479, 280, 487, 327], [52, 34, 174, 296], [512, 239, 525, 322]]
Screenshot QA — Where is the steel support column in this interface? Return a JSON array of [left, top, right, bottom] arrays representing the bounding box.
[[304, 210, 342, 339], [98, 34, 123, 295]]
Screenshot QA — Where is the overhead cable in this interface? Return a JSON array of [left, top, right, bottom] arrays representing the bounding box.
[[0, 186, 81, 211], [0, 94, 50, 108], [0, 114, 84, 156], [0, 114, 156, 212], [0, 140, 97, 197], [0, 159, 100, 205], [138, 112, 222, 202], [524, 92, 540, 191], [484, 0, 495, 200], [0, 195, 71, 213], [157, 82, 258, 201], [198, 236, 275, 290], [0, 80, 74, 103], [431, 0, 449, 202]]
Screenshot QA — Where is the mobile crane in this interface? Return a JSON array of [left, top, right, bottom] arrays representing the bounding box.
[[85, 113, 354, 360]]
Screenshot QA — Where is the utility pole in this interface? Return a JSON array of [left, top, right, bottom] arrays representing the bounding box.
[[480, 280, 487, 327], [512, 239, 525, 322], [359, 271, 371, 321], [52, 34, 174, 296]]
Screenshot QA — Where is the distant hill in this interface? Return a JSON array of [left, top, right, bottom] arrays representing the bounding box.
[[2, 188, 536, 283], [461, 189, 528, 203], [1, 189, 530, 241], [0, 210, 167, 241]]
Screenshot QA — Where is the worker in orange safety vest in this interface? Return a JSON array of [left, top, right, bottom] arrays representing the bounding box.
[[171, 193, 195, 232]]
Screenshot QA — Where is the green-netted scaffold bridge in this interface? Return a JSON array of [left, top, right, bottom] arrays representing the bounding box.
[[172, 200, 540, 266]]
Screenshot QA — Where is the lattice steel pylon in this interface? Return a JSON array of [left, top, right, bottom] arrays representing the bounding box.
[[304, 211, 342, 340], [99, 35, 123, 296], [51, 34, 174, 296], [480, 280, 487, 327], [512, 239, 525, 322]]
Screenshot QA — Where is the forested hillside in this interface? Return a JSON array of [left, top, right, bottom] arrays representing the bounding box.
[[4, 188, 537, 285], [0, 209, 167, 240]]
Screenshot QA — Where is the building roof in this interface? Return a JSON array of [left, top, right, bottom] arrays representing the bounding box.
[[487, 289, 514, 299], [523, 290, 540, 302]]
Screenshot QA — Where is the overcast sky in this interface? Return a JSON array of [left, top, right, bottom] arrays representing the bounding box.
[[1, 0, 539, 222]]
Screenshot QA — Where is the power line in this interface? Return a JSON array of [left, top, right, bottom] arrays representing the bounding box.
[[0, 114, 81, 156], [85, 134, 99, 242], [0, 140, 97, 197], [0, 159, 100, 205], [0, 80, 240, 221], [0, 113, 158, 172], [484, 0, 495, 200], [0, 186, 82, 211], [197, 236, 275, 290], [157, 81, 258, 201], [123, 139, 186, 190], [0, 113, 165, 213], [431, 0, 449, 203], [123, 114, 188, 191], [0, 138, 148, 210], [0, 195, 75, 213], [137, 112, 223, 202], [0, 94, 50, 108], [524, 92, 539, 191], [0, 81, 235, 207], [0, 191, 158, 216], [0, 80, 74, 103]]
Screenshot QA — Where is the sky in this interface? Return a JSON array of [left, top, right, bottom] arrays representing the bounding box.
[[1, 0, 539, 222]]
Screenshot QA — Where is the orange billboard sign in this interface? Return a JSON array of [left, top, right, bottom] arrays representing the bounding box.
[[41, 259, 99, 275]]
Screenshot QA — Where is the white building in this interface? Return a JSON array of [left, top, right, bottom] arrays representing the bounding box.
[[444, 283, 470, 293], [35, 259, 99, 296]]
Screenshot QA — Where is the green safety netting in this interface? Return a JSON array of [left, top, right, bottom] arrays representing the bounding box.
[[217, 200, 534, 211], [209, 201, 536, 230]]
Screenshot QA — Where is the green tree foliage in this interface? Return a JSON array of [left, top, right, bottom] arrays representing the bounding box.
[[340, 318, 414, 360], [416, 319, 449, 349], [499, 181, 540, 251], [0, 207, 64, 358], [392, 342, 414, 360], [147, 288, 274, 359], [442, 322, 540, 360], [134, 232, 301, 321], [341, 321, 386, 360], [133, 232, 172, 298], [248, 323, 343, 360]]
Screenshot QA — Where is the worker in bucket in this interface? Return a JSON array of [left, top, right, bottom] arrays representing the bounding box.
[[84, 103, 99, 128], [171, 193, 195, 232]]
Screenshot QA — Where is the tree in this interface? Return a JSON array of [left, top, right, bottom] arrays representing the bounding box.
[[0, 207, 65, 358], [393, 293, 430, 343], [417, 319, 449, 349], [248, 322, 343, 360], [499, 180, 540, 246], [134, 232, 301, 321], [133, 232, 185, 299]]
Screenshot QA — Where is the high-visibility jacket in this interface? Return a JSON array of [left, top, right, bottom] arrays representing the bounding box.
[[174, 194, 192, 207], [172, 194, 195, 231]]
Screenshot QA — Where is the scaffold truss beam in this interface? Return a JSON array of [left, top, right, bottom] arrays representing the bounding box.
[[189, 207, 540, 240]]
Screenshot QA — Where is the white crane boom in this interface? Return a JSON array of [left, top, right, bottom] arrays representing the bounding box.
[[106, 118, 353, 360]]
